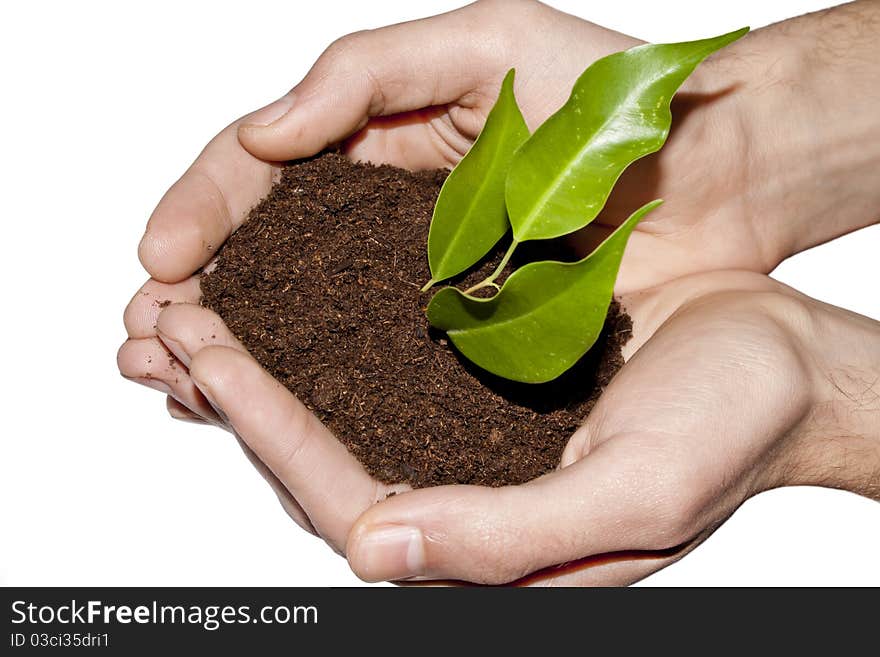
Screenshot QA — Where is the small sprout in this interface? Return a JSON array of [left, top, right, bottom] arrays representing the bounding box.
[[423, 29, 748, 383]]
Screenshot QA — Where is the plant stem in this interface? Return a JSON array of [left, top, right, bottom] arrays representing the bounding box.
[[420, 278, 436, 293], [464, 239, 518, 295]]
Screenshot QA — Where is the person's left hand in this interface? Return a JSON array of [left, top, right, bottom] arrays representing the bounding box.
[[118, 269, 880, 585]]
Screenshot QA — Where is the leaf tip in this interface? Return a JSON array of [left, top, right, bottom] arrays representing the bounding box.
[[717, 26, 750, 46], [501, 68, 517, 94]]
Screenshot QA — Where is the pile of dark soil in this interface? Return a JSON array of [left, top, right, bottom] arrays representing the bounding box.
[[200, 152, 630, 488]]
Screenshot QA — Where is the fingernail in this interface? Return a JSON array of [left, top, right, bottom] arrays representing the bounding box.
[[351, 524, 426, 582], [126, 375, 173, 395], [190, 375, 230, 424], [243, 94, 295, 128]]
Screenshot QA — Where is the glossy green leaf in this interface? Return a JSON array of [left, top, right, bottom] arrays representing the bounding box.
[[427, 200, 661, 383], [505, 28, 747, 243], [425, 69, 529, 287]]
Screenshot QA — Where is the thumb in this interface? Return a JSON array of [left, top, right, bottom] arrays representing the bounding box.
[[345, 438, 676, 584], [237, 5, 507, 161], [188, 345, 389, 550]]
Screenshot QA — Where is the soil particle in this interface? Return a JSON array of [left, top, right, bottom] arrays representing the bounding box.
[[200, 152, 630, 488]]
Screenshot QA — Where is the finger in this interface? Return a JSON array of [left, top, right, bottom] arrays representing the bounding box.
[[343, 109, 471, 170], [163, 387, 314, 542], [124, 277, 202, 339], [345, 438, 685, 585], [237, 5, 508, 162], [188, 346, 406, 551], [166, 395, 209, 425], [137, 301, 243, 423], [235, 437, 317, 537], [117, 338, 220, 423], [142, 5, 496, 285], [155, 302, 244, 368], [153, 305, 317, 535], [138, 119, 280, 283]]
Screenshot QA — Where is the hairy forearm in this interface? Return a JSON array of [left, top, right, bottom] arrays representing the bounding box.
[[722, 0, 880, 260], [791, 299, 880, 500], [666, 2, 880, 495]]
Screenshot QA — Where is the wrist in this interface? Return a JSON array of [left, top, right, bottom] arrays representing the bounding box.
[[710, 6, 880, 264], [784, 298, 880, 500]]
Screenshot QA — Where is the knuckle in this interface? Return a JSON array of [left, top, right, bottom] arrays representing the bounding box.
[[189, 344, 228, 382], [474, 0, 542, 37], [476, 0, 536, 12], [275, 404, 316, 473], [321, 30, 370, 68], [115, 340, 132, 373], [122, 291, 144, 334], [452, 510, 541, 584]]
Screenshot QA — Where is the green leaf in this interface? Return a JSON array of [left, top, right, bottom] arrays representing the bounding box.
[[427, 200, 662, 383], [505, 28, 747, 243], [424, 69, 529, 288]]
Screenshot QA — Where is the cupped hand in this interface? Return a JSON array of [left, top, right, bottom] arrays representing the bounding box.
[[137, 0, 635, 284], [135, 0, 771, 300], [118, 268, 880, 585]]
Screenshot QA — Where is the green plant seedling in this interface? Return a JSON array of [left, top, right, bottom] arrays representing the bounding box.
[[423, 28, 747, 383]]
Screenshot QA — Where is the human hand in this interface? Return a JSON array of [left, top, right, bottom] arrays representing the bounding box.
[[118, 269, 880, 585], [136, 0, 638, 284], [135, 0, 880, 309], [135, 0, 802, 301]]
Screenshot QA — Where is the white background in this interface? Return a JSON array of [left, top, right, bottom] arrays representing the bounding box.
[[1, 0, 878, 586]]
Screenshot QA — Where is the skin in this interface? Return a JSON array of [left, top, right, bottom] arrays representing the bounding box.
[[119, 0, 880, 584]]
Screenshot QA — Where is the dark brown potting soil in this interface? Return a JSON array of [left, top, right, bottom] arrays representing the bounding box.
[[200, 152, 631, 488]]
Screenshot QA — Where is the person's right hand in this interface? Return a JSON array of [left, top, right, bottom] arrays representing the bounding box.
[[137, 0, 639, 284], [120, 269, 880, 585], [135, 0, 880, 307], [134, 0, 787, 299]]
